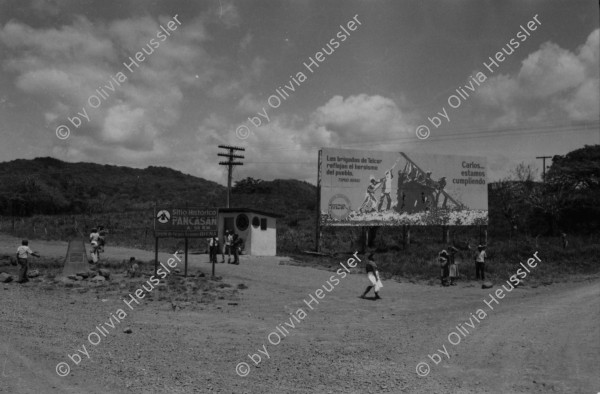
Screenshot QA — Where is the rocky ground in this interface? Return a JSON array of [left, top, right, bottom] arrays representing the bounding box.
[[0, 233, 598, 393]]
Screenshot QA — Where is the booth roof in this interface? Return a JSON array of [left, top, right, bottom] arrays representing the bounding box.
[[218, 207, 284, 218]]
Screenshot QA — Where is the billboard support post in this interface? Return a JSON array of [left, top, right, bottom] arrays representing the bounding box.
[[403, 225, 411, 249], [184, 236, 188, 277], [360, 227, 366, 252], [402, 225, 406, 250], [442, 225, 449, 244], [212, 254, 215, 277], [315, 150, 322, 252]]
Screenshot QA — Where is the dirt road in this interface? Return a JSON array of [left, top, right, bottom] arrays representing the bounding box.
[[0, 234, 598, 393]]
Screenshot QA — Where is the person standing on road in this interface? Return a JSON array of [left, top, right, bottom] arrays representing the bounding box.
[[16, 240, 39, 283], [439, 250, 450, 286], [221, 230, 227, 263], [97, 225, 108, 253], [231, 234, 242, 265], [475, 244, 487, 281], [448, 246, 459, 286], [89, 228, 100, 264], [209, 236, 219, 264], [222, 230, 233, 264], [361, 254, 382, 300], [561, 232, 568, 249]]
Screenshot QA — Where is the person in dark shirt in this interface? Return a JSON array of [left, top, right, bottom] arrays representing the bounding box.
[[231, 234, 242, 265], [448, 246, 459, 286], [208, 237, 219, 264], [439, 250, 450, 286], [360, 254, 383, 300]]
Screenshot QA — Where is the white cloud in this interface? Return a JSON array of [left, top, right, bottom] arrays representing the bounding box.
[[188, 94, 415, 182], [236, 93, 264, 113], [0, 14, 215, 162], [312, 94, 412, 143], [209, 56, 266, 99], [476, 29, 600, 126], [240, 32, 253, 51]]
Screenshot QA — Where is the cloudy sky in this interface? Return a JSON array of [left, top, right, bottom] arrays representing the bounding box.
[[0, 0, 598, 185]]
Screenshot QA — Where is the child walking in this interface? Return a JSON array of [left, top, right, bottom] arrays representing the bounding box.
[[361, 254, 383, 300]]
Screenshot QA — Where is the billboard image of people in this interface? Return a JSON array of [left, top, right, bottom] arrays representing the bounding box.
[[319, 148, 488, 226]]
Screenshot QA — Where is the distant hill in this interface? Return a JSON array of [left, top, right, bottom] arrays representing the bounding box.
[[0, 158, 317, 221]]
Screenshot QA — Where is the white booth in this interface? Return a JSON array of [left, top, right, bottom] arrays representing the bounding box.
[[218, 208, 282, 256]]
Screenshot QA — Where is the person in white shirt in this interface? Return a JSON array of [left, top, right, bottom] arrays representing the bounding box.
[[222, 230, 233, 264], [16, 239, 40, 283], [89, 228, 100, 263], [475, 245, 487, 281]]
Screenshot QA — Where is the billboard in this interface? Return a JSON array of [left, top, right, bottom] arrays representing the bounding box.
[[154, 207, 218, 237], [319, 148, 488, 226]]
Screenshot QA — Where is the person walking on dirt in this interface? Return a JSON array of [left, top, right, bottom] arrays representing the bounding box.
[[475, 244, 487, 280], [439, 250, 450, 286], [16, 240, 39, 283], [361, 254, 383, 300]]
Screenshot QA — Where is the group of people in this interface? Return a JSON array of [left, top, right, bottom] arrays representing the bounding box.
[[208, 230, 243, 265], [438, 244, 487, 286], [358, 244, 488, 299]]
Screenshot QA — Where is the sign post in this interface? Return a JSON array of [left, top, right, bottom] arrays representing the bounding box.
[[154, 236, 159, 276], [153, 207, 218, 277], [184, 237, 188, 277]]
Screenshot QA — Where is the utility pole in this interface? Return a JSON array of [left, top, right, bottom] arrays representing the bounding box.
[[536, 156, 552, 182], [218, 145, 245, 208]]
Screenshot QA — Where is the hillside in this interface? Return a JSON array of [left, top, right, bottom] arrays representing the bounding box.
[[0, 157, 224, 214], [0, 158, 315, 218]]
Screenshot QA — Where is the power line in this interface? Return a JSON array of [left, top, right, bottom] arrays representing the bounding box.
[[254, 120, 599, 152]]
